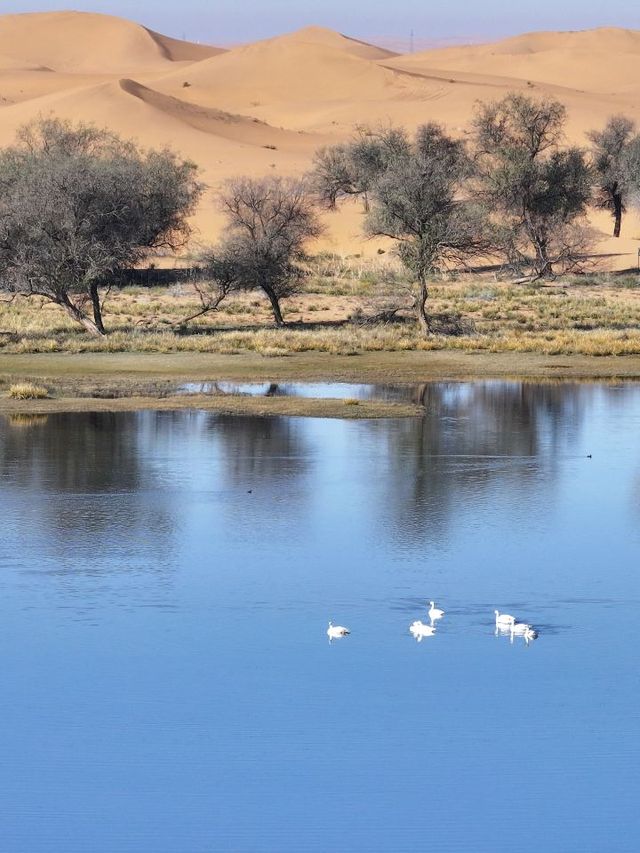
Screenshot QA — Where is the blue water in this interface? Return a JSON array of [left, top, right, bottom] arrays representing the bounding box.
[[1, 381, 639, 852], [178, 380, 414, 400]]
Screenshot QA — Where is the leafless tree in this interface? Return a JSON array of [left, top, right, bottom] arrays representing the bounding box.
[[0, 118, 203, 335], [171, 258, 238, 327], [216, 176, 322, 325]]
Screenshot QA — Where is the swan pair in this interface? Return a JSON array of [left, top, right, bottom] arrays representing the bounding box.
[[409, 601, 445, 642], [495, 610, 538, 644]]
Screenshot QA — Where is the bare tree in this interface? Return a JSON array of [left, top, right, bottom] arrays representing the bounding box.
[[217, 176, 322, 325], [314, 123, 492, 334], [172, 250, 242, 326], [472, 94, 593, 280], [588, 115, 640, 237], [0, 118, 203, 335]]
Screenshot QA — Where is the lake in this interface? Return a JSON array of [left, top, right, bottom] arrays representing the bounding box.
[[1, 381, 639, 852]]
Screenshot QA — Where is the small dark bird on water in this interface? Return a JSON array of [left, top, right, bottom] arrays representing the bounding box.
[[247, 489, 253, 493], [587, 454, 592, 459]]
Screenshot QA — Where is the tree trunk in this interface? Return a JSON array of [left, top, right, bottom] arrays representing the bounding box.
[[533, 241, 553, 280], [57, 294, 105, 336], [89, 281, 106, 334], [416, 275, 430, 336], [613, 192, 623, 238], [264, 287, 285, 326]]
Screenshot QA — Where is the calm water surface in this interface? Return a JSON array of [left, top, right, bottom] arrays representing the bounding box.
[[1, 381, 639, 852], [178, 380, 417, 400]]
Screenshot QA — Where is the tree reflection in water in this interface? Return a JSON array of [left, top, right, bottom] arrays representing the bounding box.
[[0, 412, 176, 584], [367, 381, 590, 546]]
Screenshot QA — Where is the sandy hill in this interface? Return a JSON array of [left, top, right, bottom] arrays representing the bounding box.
[[116, 78, 320, 155], [0, 68, 120, 106], [1, 16, 640, 258], [0, 11, 223, 74], [0, 54, 49, 71], [267, 25, 398, 60], [156, 29, 407, 104], [152, 27, 436, 131], [393, 27, 640, 95], [147, 30, 226, 63], [0, 74, 318, 162]]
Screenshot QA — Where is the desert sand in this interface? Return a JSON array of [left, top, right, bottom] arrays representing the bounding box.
[[0, 11, 639, 263]]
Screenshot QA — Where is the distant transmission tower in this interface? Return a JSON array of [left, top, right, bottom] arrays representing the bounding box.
[[410, 28, 415, 53]]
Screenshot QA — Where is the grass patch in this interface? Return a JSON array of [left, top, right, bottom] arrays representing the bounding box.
[[7, 381, 49, 399], [1, 260, 640, 358]]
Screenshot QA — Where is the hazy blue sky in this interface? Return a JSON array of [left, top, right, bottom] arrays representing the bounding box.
[[4, 1, 640, 47]]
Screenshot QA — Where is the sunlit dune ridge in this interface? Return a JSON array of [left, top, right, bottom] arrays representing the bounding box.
[[1, 11, 640, 259]]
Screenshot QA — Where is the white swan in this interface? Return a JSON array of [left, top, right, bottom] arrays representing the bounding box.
[[409, 620, 436, 642], [327, 621, 350, 640], [510, 622, 539, 644], [428, 601, 445, 622], [495, 610, 516, 627]]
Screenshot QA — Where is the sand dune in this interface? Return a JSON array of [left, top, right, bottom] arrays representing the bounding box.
[[117, 78, 317, 151], [397, 28, 640, 95], [0, 13, 640, 257], [0, 54, 49, 71], [145, 29, 226, 63], [153, 29, 418, 125], [381, 58, 640, 141], [0, 11, 222, 73], [0, 68, 119, 106], [264, 25, 398, 60], [0, 75, 319, 164]]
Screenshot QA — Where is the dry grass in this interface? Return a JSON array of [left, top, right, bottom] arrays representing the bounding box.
[[6, 413, 50, 428], [7, 381, 49, 399], [1, 262, 640, 358]]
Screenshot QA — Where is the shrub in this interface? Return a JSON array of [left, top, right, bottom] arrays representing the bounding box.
[[7, 382, 49, 399]]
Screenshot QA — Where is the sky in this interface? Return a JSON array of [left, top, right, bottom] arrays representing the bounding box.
[[3, 0, 640, 47]]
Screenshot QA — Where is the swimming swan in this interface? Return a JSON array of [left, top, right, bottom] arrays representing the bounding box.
[[327, 621, 350, 640], [410, 620, 436, 642], [428, 601, 445, 622], [510, 622, 538, 644], [495, 610, 516, 627]]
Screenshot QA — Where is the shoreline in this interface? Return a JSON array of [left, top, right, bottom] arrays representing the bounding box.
[[3, 349, 640, 381], [2, 350, 640, 418], [0, 395, 423, 420]]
